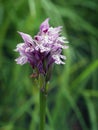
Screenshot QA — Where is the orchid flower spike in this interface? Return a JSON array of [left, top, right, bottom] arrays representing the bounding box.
[[15, 18, 69, 75]]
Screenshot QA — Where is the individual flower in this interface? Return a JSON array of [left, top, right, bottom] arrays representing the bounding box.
[[15, 18, 69, 75]]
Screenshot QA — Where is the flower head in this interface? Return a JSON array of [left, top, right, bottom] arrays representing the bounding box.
[[15, 18, 68, 75]]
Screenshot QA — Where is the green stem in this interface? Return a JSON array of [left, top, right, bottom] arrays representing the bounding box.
[[40, 88, 47, 130]]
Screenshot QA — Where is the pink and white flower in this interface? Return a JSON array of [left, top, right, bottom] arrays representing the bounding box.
[[15, 18, 69, 74]]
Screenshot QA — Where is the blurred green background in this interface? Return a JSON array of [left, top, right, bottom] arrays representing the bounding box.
[[0, 0, 98, 130]]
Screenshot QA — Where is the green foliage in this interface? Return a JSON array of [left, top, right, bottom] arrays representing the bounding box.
[[0, 0, 98, 130]]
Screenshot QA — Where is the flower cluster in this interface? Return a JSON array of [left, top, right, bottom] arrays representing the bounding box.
[[15, 18, 68, 74]]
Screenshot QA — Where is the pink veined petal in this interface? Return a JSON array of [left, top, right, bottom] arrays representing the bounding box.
[[55, 60, 65, 64], [14, 43, 28, 57], [53, 43, 69, 49], [52, 55, 60, 63], [35, 44, 50, 52], [18, 31, 33, 44], [48, 26, 62, 37], [15, 56, 28, 65], [56, 36, 69, 44], [40, 46, 50, 52], [53, 26, 62, 33], [60, 55, 66, 60], [25, 47, 34, 52], [57, 36, 66, 43], [14, 43, 24, 51], [52, 55, 65, 64], [40, 18, 50, 32]]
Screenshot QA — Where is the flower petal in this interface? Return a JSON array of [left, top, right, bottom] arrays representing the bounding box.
[[14, 43, 24, 52], [15, 56, 28, 65], [18, 31, 33, 43], [40, 18, 49, 32]]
